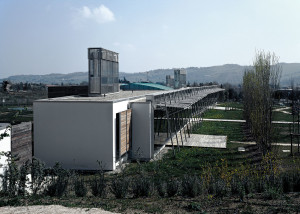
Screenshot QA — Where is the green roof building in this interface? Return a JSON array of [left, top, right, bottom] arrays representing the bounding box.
[[120, 82, 173, 91]]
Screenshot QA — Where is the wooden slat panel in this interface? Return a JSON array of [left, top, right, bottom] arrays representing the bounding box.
[[11, 122, 32, 167], [119, 109, 131, 156]]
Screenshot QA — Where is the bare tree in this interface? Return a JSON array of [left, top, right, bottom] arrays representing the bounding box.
[[243, 51, 282, 154]]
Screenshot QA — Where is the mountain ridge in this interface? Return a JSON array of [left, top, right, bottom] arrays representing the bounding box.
[[1, 63, 300, 86]]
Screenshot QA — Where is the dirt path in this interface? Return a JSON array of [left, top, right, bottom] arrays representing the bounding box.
[[0, 205, 119, 214], [273, 106, 292, 114], [203, 118, 294, 124]]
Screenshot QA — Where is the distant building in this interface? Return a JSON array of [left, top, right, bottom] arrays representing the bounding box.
[[174, 69, 187, 89], [166, 75, 174, 88], [88, 48, 119, 96]]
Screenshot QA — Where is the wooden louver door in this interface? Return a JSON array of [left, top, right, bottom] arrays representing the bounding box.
[[119, 109, 132, 156]]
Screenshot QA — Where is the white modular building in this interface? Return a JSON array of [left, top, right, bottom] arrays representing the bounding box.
[[34, 86, 223, 171], [34, 91, 156, 171]]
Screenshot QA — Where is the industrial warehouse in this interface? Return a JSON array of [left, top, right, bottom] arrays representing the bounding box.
[[33, 48, 224, 171]]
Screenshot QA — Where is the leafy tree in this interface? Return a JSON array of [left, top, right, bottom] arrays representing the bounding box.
[[2, 80, 10, 92]]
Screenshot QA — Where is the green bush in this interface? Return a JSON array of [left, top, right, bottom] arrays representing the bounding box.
[[230, 176, 241, 195], [263, 186, 281, 200], [253, 177, 266, 193], [31, 157, 46, 195], [186, 202, 203, 212], [291, 171, 300, 192], [181, 175, 201, 197], [243, 177, 254, 195], [131, 175, 152, 198], [110, 175, 129, 199], [155, 179, 166, 197], [74, 177, 87, 197], [166, 178, 179, 197], [215, 179, 228, 198], [90, 174, 106, 197], [0, 152, 19, 196], [281, 173, 292, 193], [90, 161, 106, 197], [45, 163, 69, 197], [18, 160, 30, 196]]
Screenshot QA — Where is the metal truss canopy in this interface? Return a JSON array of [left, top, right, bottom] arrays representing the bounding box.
[[146, 85, 224, 110]]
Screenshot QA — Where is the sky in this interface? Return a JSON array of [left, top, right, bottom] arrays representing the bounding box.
[[0, 0, 300, 78]]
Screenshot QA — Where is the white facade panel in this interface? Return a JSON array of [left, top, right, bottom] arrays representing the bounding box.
[[34, 102, 114, 170], [131, 102, 154, 160]]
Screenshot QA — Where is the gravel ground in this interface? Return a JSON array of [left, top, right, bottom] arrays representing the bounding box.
[[0, 205, 119, 214]]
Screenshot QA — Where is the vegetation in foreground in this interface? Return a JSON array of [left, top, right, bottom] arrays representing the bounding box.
[[1, 142, 300, 213]]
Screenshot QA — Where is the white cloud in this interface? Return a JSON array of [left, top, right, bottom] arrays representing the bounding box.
[[78, 5, 115, 24]]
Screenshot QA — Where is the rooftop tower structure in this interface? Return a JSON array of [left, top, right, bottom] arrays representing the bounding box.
[[88, 48, 119, 96]]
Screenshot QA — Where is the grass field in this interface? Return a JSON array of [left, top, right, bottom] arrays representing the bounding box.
[[217, 102, 243, 109], [193, 121, 245, 142], [1, 142, 300, 213], [203, 109, 243, 120], [273, 110, 293, 122]]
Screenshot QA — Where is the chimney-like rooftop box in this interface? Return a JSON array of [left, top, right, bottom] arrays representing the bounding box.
[[88, 48, 119, 96]]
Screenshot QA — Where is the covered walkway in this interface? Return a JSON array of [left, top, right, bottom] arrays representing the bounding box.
[[146, 85, 224, 152]]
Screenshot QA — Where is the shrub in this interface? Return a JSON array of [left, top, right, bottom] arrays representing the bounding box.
[[131, 175, 152, 198], [18, 160, 30, 196], [166, 178, 179, 197], [74, 176, 87, 197], [281, 173, 292, 193], [253, 177, 266, 193], [263, 186, 281, 200], [1, 169, 9, 195], [230, 176, 241, 195], [155, 179, 166, 197], [110, 175, 129, 199], [243, 177, 254, 195], [186, 202, 202, 212], [215, 179, 228, 198], [45, 163, 69, 197], [31, 157, 46, 195], [90, 174, 106, 197], [291, 171, 300, 192], [0, 152, 19, 196], [208, 178, 216, 195], [181, 174, 201, 197], [90, 161, 106, 197]]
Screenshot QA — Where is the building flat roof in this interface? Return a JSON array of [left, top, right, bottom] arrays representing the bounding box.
[[35, 86, 224, 106], [35, 90, 161, 103]]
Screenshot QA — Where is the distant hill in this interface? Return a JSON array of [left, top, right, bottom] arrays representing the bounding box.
[[119, 64, 250, 85], [1, 63, 300, 86], [0, 72, 88, 85]]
